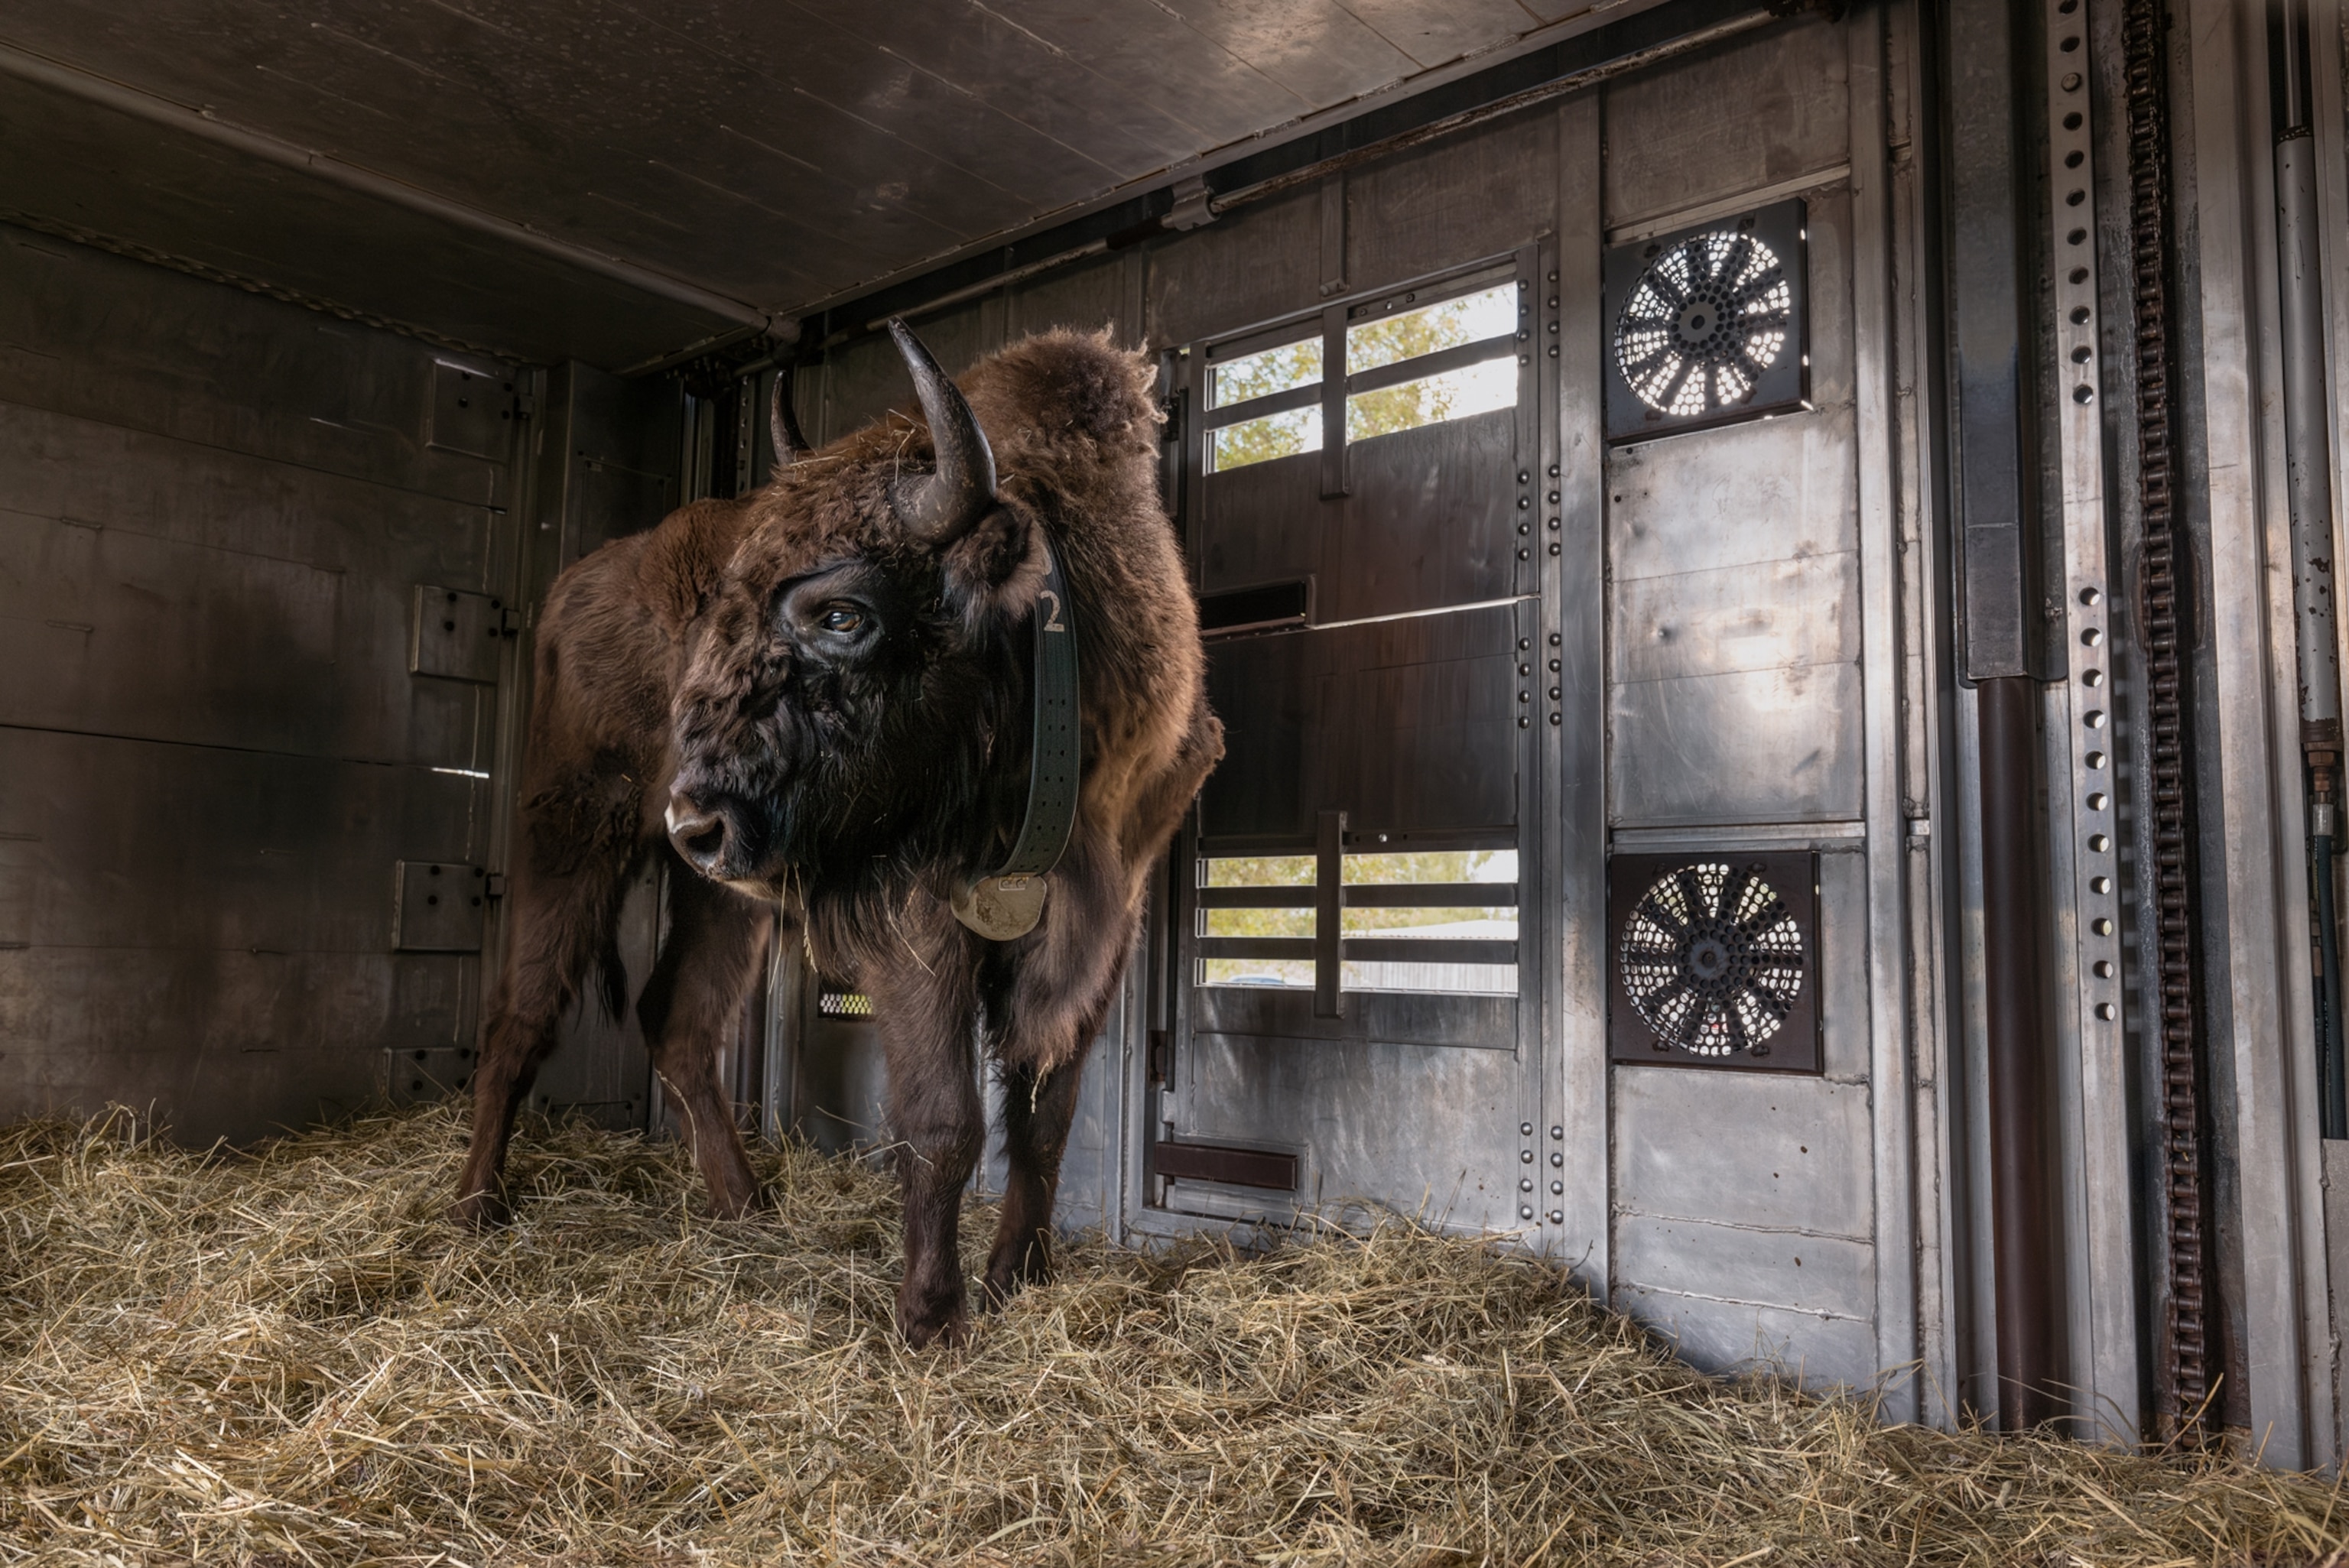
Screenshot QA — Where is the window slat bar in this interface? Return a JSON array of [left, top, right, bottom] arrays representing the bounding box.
[[1200, 380, 1322, 429], [1340, 938, 1519, 965], [1200, 889, 1516, 917], [1196, 937, 1317, 960], [1197, 885, 1318, 908], [1343, 333, 1519, 397], [1341, 882, 1519, 907]]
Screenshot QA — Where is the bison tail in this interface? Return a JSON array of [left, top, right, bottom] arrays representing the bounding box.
[[594, 933, 628, 1021]]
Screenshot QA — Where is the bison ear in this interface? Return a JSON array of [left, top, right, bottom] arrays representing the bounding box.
[[937, 502, 1046, 629]]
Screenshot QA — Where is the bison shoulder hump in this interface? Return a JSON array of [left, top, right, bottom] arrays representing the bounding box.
[[974, 330, 1157, 449]]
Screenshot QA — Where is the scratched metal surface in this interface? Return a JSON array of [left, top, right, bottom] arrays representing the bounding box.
[[0, 0, 1967, 1413], [1586, 17, 1917, 1403], [0, 221, 518, 1141], [1603, 180, 1864, 829], [1609, 848, 1883, 1388]]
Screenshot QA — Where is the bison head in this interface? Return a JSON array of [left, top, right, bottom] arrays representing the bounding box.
[[662, 321, 1058, 901]]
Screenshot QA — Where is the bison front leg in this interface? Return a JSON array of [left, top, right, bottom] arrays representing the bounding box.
[[983, 1044, 1090, 1307], [636, 862, 773, 1219], [871, 957, 984, 1348]]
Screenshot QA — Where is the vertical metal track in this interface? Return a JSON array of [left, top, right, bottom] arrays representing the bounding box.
[[1945, 0, 2064, 1427], [2120, 0, 2213, 1440], [2045, 0, 2141, 1442]]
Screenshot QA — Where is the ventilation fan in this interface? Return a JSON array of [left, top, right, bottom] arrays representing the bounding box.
[[1603, 199, 1808, 441], [1607, 851, 1820, 1072]]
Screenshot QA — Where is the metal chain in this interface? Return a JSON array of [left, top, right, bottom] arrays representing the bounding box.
[[2120, 0, 2211, 1441]]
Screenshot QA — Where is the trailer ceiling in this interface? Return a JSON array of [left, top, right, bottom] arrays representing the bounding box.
[[0, 0, 1612, 371]]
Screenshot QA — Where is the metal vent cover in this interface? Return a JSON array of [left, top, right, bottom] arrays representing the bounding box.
[[1603, 199, 1808, 441], [1607, 851, 1821, 1072]]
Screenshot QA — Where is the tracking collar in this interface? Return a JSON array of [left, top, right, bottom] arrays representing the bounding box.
[[950, 534, 1080, 940]]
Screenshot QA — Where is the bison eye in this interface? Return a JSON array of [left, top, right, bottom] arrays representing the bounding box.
[[817, 605, 865, 635]]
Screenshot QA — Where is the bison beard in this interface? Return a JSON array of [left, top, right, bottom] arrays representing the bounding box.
[[453, 323, 1221, 1348]]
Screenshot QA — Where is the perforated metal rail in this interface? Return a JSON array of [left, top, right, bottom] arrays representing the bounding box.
[[2122, 0, 2211, 1441]]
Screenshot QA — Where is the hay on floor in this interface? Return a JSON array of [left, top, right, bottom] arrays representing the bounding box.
[[0, 1107, 2342, 1566]]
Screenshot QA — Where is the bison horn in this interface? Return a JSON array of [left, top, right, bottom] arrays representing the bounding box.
[[769, 366, 810, 469], [886, 317, 996, 542]]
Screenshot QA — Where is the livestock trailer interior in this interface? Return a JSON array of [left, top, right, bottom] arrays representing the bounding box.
[[6, 0, 2349, 1467]]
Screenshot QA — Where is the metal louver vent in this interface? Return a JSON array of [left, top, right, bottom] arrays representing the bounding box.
[[1604, 199, 1808, 440], [1607, 851, 1820, 1072]]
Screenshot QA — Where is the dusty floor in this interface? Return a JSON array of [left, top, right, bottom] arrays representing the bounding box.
[[1, 1105, 2344, 1566]]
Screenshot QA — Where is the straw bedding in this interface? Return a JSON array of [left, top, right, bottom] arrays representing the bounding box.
[[2, 1107, 2343, 1566]]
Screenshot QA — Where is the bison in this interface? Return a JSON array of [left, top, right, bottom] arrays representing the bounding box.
[[453, 322, 1220, 1346]]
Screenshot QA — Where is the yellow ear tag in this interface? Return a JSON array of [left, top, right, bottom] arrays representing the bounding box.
[[951, 874, 1048, 940]]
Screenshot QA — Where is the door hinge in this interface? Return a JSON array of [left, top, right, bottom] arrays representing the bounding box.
[[1147, 1027, 1171, 1084], [1164, 175, 1217, 232]]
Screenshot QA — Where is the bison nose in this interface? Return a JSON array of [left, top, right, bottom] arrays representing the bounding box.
[[665, 792, 733, 875]]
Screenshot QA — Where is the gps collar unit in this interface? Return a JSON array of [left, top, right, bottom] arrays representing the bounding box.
[[950, 536, 1080, 940]]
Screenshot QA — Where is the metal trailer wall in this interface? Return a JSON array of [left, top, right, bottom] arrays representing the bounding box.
[[760, 4, 1973, 1429], [2306, 0, 2349, 1472], [759, 0, 2349, 1457], [0, 222, 518, 1138], [2147, 0, 2349, 1470], [0, 221, 687, 1144], [7, 0, 2349, 1466]]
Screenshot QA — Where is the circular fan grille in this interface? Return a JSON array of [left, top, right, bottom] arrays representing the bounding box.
[[1613, 229, 1793, 419], [1618, 862, 1804, 1057]]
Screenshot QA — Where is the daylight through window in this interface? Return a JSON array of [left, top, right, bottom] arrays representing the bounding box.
[[1202, 275, 1520, 476]]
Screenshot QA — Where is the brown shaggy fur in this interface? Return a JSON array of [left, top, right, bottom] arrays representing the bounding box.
[[456, 330, 1221, 1345]]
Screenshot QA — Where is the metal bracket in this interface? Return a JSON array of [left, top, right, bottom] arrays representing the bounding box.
[[392, 861, 489, 951], [409, 586, 507, 683], [427, 360, 518, 460]]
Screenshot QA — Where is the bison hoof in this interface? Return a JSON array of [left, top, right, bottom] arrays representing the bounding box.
[[448, 1190, 511, 1230], [981, 1239, 1051, 1309], [981, 1261, 1048, 1310], [700, 1187, 767, 1222], [898, 1292, 970, 1349]]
